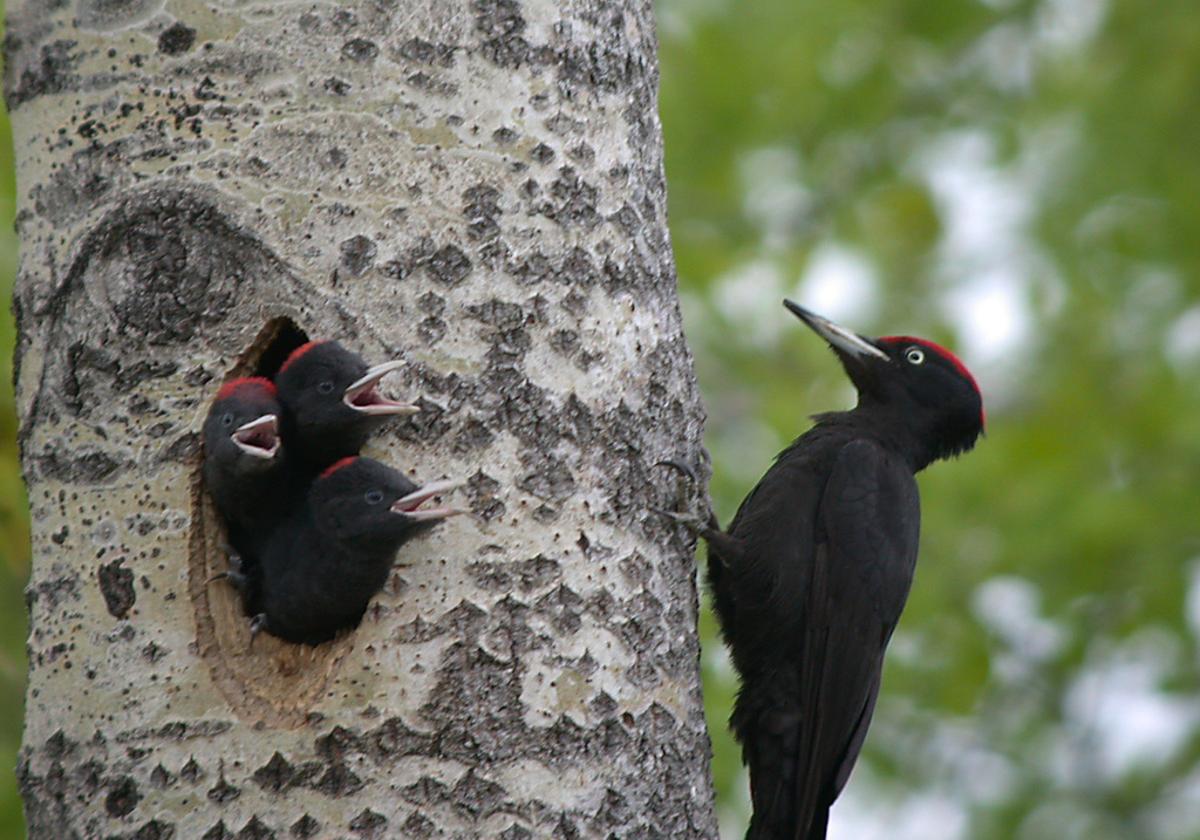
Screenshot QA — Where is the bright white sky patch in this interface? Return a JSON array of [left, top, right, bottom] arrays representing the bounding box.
[[972, 575, 1067, 663], [703, 638, 737, 683], [717, 767, 754, 840], [1035, 0, 1109, 52], [972, 23, 1035, 93], [794, 241, 880, 326], [917, 130, 1037, 371], [912, 124, 1088, 408], [942, 269, 1029, 366], [1186, 560, 1200, 643], [1148, 764, 1200, 840], [830, 774, 969, 840], [1164, 305, 1200, 370], [739, 147, 813, 252], [713, 259, 788, 349], [922, 131, 1029, 266], [1063, 630, 1199, 783]]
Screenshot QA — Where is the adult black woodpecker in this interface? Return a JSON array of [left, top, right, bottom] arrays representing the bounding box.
[[251, 456, 461, 645], [692, 301, 983, 840], [274, 340, 419, 473], [202, 377, 288, 599]]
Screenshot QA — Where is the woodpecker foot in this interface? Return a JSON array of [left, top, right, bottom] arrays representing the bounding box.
[[218, 540, 242, 567], [208, 568, 251, 591], [207, 548, 250, 592], [648, 507, 719, 540], [650, 459, 720, 538], [248, 614, 269, 647], [653, 458, 698, 483]]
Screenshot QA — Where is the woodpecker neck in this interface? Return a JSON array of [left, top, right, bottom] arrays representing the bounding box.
[[814, 406, 946, 473]]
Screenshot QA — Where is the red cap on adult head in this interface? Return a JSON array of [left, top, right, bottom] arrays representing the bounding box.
[[879, 335, 984, 426], [878, 337, 978, 392], [217, 377, 277, 402], [279, 340, 331, 376]]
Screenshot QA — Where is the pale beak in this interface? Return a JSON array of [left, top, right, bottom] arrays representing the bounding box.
[[391, 479, 466, 522], [343, 361, 420, 416], [783, 300, 889, 361], [231, 414, 279, 459]]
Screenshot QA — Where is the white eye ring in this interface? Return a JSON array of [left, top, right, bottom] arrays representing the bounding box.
[[905, 347, 925, 365]]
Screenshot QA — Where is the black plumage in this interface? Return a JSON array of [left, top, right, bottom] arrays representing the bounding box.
[[202, 377, 289, 599], [699, 301, 984, 840], [250, 457, 460, 645], [274, 340, 418, 473]]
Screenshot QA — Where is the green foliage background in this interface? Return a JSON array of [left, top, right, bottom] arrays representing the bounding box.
[[0, 5, 28, 836], [658, 0, 1200, 837], [1, 0, 1198, 837]]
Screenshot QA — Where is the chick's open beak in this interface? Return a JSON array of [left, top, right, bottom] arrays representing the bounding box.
[[391, 479, 465, 522], [344, 361, 420, 416], [232, 414, 280, 459]]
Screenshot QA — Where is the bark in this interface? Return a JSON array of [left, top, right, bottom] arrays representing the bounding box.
[[5, 1, 716, 837]]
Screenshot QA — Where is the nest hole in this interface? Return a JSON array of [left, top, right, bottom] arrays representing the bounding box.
[[247, 317, 309, 379], [189, 317, 355, 729]]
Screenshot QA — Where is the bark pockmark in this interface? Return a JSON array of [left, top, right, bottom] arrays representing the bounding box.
[[207, 771, 241, 805], [426, 245, 471, 286], [339, 235, 377, 276], [348, 808, 387, 835], [158, 23, 197, 56], [201, 820, 233, 840], [104, 775, 141, 818], [290, 815, 320, 838], [132, 819, 175, 840], [473, 0, 530, 68], [342, 38, 379, 62], [98, 558, 136, 619], [236, 816, 275, 839]]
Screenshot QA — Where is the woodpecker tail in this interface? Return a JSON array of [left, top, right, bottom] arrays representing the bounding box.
[[736, 676, 830, 840]]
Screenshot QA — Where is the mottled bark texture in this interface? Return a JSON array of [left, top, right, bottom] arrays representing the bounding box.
[[6, 1, 716, 837]]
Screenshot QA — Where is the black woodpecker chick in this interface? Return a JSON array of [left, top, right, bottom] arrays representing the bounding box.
[[703, 301, 983, 840], [274, 340, 418, 472], [253, 456, 461, 645], [202, 377, 288, 574]]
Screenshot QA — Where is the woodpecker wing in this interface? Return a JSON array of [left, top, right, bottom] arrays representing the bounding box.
[[716, 452, 824, 668], [792, 439, 921, 837], [714, 447, 826, 839]]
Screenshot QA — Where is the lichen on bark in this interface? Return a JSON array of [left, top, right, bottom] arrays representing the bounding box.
[[7, 1, 716, 837]]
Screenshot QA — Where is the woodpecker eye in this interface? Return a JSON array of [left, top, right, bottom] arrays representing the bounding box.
[[221, 412, 235, 427], [905, 347, 925, 365], [364, 489, 384, 505], [317, 381, 335, 394]]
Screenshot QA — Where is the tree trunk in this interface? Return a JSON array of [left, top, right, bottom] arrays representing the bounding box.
[[5, 1, 716, 837]]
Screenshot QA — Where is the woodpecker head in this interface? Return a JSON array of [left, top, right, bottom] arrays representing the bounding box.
[[203, 378, 282, 474], [310, 457, 462, 552], [784, 300, 984, 467], [275, 341, 419, 461]]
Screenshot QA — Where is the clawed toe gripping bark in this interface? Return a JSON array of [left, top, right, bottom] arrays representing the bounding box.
[[649, 460, 722, 544]]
